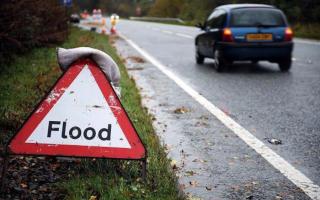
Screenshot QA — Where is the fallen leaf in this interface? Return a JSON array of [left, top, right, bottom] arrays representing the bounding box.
[[252, 181, 258, 185], [174, 107, 189, 114], [170, 160, 178, 169], [187, 197, 202, 200], [127, 67, 144, 71], [89, 195, 97, 200], [189, 180, 198, 187], [192, 159, 207, 163], [20, 183, 28, 188], [199, 115, 209, 120], [127, 56, 145, 63], [205, 186, 212, 191], [179, 184, 186, 190], [51, 163, 60, 171], [195, 121, 209, 127], [246, 195, 253, 200], [185, 170, 196, 176]]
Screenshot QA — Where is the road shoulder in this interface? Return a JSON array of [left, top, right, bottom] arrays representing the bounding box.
[[113, 35, 312, 200]]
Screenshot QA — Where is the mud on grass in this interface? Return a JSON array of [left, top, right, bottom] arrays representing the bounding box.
[[0, 27, 182, 199]]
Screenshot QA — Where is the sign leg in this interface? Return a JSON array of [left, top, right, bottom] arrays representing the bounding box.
[[0, 148, 9, 195], [141, 158, 147, 183]]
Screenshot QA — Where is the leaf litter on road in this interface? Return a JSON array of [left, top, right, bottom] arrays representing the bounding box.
[[127, 56, 145, 63]]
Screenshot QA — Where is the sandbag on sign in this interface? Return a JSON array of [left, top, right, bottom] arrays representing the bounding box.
[[57, 47, 121, 97]]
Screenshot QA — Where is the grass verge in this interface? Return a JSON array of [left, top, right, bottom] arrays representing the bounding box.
[[292, 23, 320, 40], [0, 27, 181, 199]]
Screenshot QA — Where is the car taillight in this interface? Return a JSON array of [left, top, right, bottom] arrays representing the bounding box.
[[222, 28, 233, 42], [284, 27, 293, 41]]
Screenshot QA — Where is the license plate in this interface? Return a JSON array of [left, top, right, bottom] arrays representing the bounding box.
[[246, 34, 273, 41]]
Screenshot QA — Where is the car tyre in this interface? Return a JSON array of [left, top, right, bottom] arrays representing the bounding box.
[[196, 51, 205, 64], [214, 50, 229, 72], [251, 60, 259, 65], [278, 58, 292, 72]]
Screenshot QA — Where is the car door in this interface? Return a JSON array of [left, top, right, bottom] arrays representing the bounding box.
[[206, 9, 227, 58], [197, 9, 227, 57], [199, 10, 226, 57], [197, 11, 217, 57], [197, 11, 216, 57]]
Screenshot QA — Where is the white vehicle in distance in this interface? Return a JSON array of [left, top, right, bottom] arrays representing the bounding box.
[[91, 9, 103, 25], [111, 14, 119, 21]]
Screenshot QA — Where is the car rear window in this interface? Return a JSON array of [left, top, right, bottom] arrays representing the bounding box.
[[230, 8, 286, 27]]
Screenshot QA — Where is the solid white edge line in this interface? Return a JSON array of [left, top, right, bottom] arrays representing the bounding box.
[[119, 33, 320, 200]]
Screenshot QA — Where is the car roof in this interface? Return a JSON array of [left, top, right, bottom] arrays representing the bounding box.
[[216, 4, 275, 11]]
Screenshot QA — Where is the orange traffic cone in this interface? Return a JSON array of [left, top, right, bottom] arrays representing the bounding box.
[[110, 26, 117, 34], [101, 27, 107, 35]]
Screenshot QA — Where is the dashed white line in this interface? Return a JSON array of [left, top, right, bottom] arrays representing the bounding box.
[[148, 25, 194, 39], [120, 34, 320, 200], [152, 28, 193, 39], [161, 30, 173, 34], [175, 33, 193, 39]]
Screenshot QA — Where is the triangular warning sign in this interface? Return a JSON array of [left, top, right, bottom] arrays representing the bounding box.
[[8, 59, 145, 159]]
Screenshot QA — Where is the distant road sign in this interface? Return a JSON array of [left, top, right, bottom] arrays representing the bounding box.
[[8, 59, 145, 159], [61, 0, 72, 7]]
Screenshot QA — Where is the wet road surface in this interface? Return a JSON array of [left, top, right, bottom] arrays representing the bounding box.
[[110, 19, 320, 199]]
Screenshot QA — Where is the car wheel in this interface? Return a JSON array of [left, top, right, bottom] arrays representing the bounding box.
[[214, 50, 229, 72], [278, 58, 292, 72], [251, 60, 259, 65], [196, 51, 205, 64]]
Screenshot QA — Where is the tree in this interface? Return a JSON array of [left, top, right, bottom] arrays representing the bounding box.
[[148, 0, 184, 18], [0, 0, 68, 64]]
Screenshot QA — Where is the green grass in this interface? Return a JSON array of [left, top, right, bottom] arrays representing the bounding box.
[[0, 27, 182, 199], [293, 23, 320, 40]]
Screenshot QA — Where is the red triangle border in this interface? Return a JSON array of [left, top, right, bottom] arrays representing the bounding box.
[[8, 59, 146, 159]]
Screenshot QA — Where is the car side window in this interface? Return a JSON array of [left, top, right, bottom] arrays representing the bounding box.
[[206, 10, 226, 29]]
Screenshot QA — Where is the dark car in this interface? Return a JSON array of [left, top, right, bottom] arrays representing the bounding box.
[[195, 4, 294, 72], [70, 13, 80, 23]]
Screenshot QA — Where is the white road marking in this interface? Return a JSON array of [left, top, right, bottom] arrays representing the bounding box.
[[161, 30, 173, 34], [154, 28, 193, 39], [175, 33, 193, 39], [120, 34, 320, 200]]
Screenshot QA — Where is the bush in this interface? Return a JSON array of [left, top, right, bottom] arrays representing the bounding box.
[[0, 0, 69, 64]]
